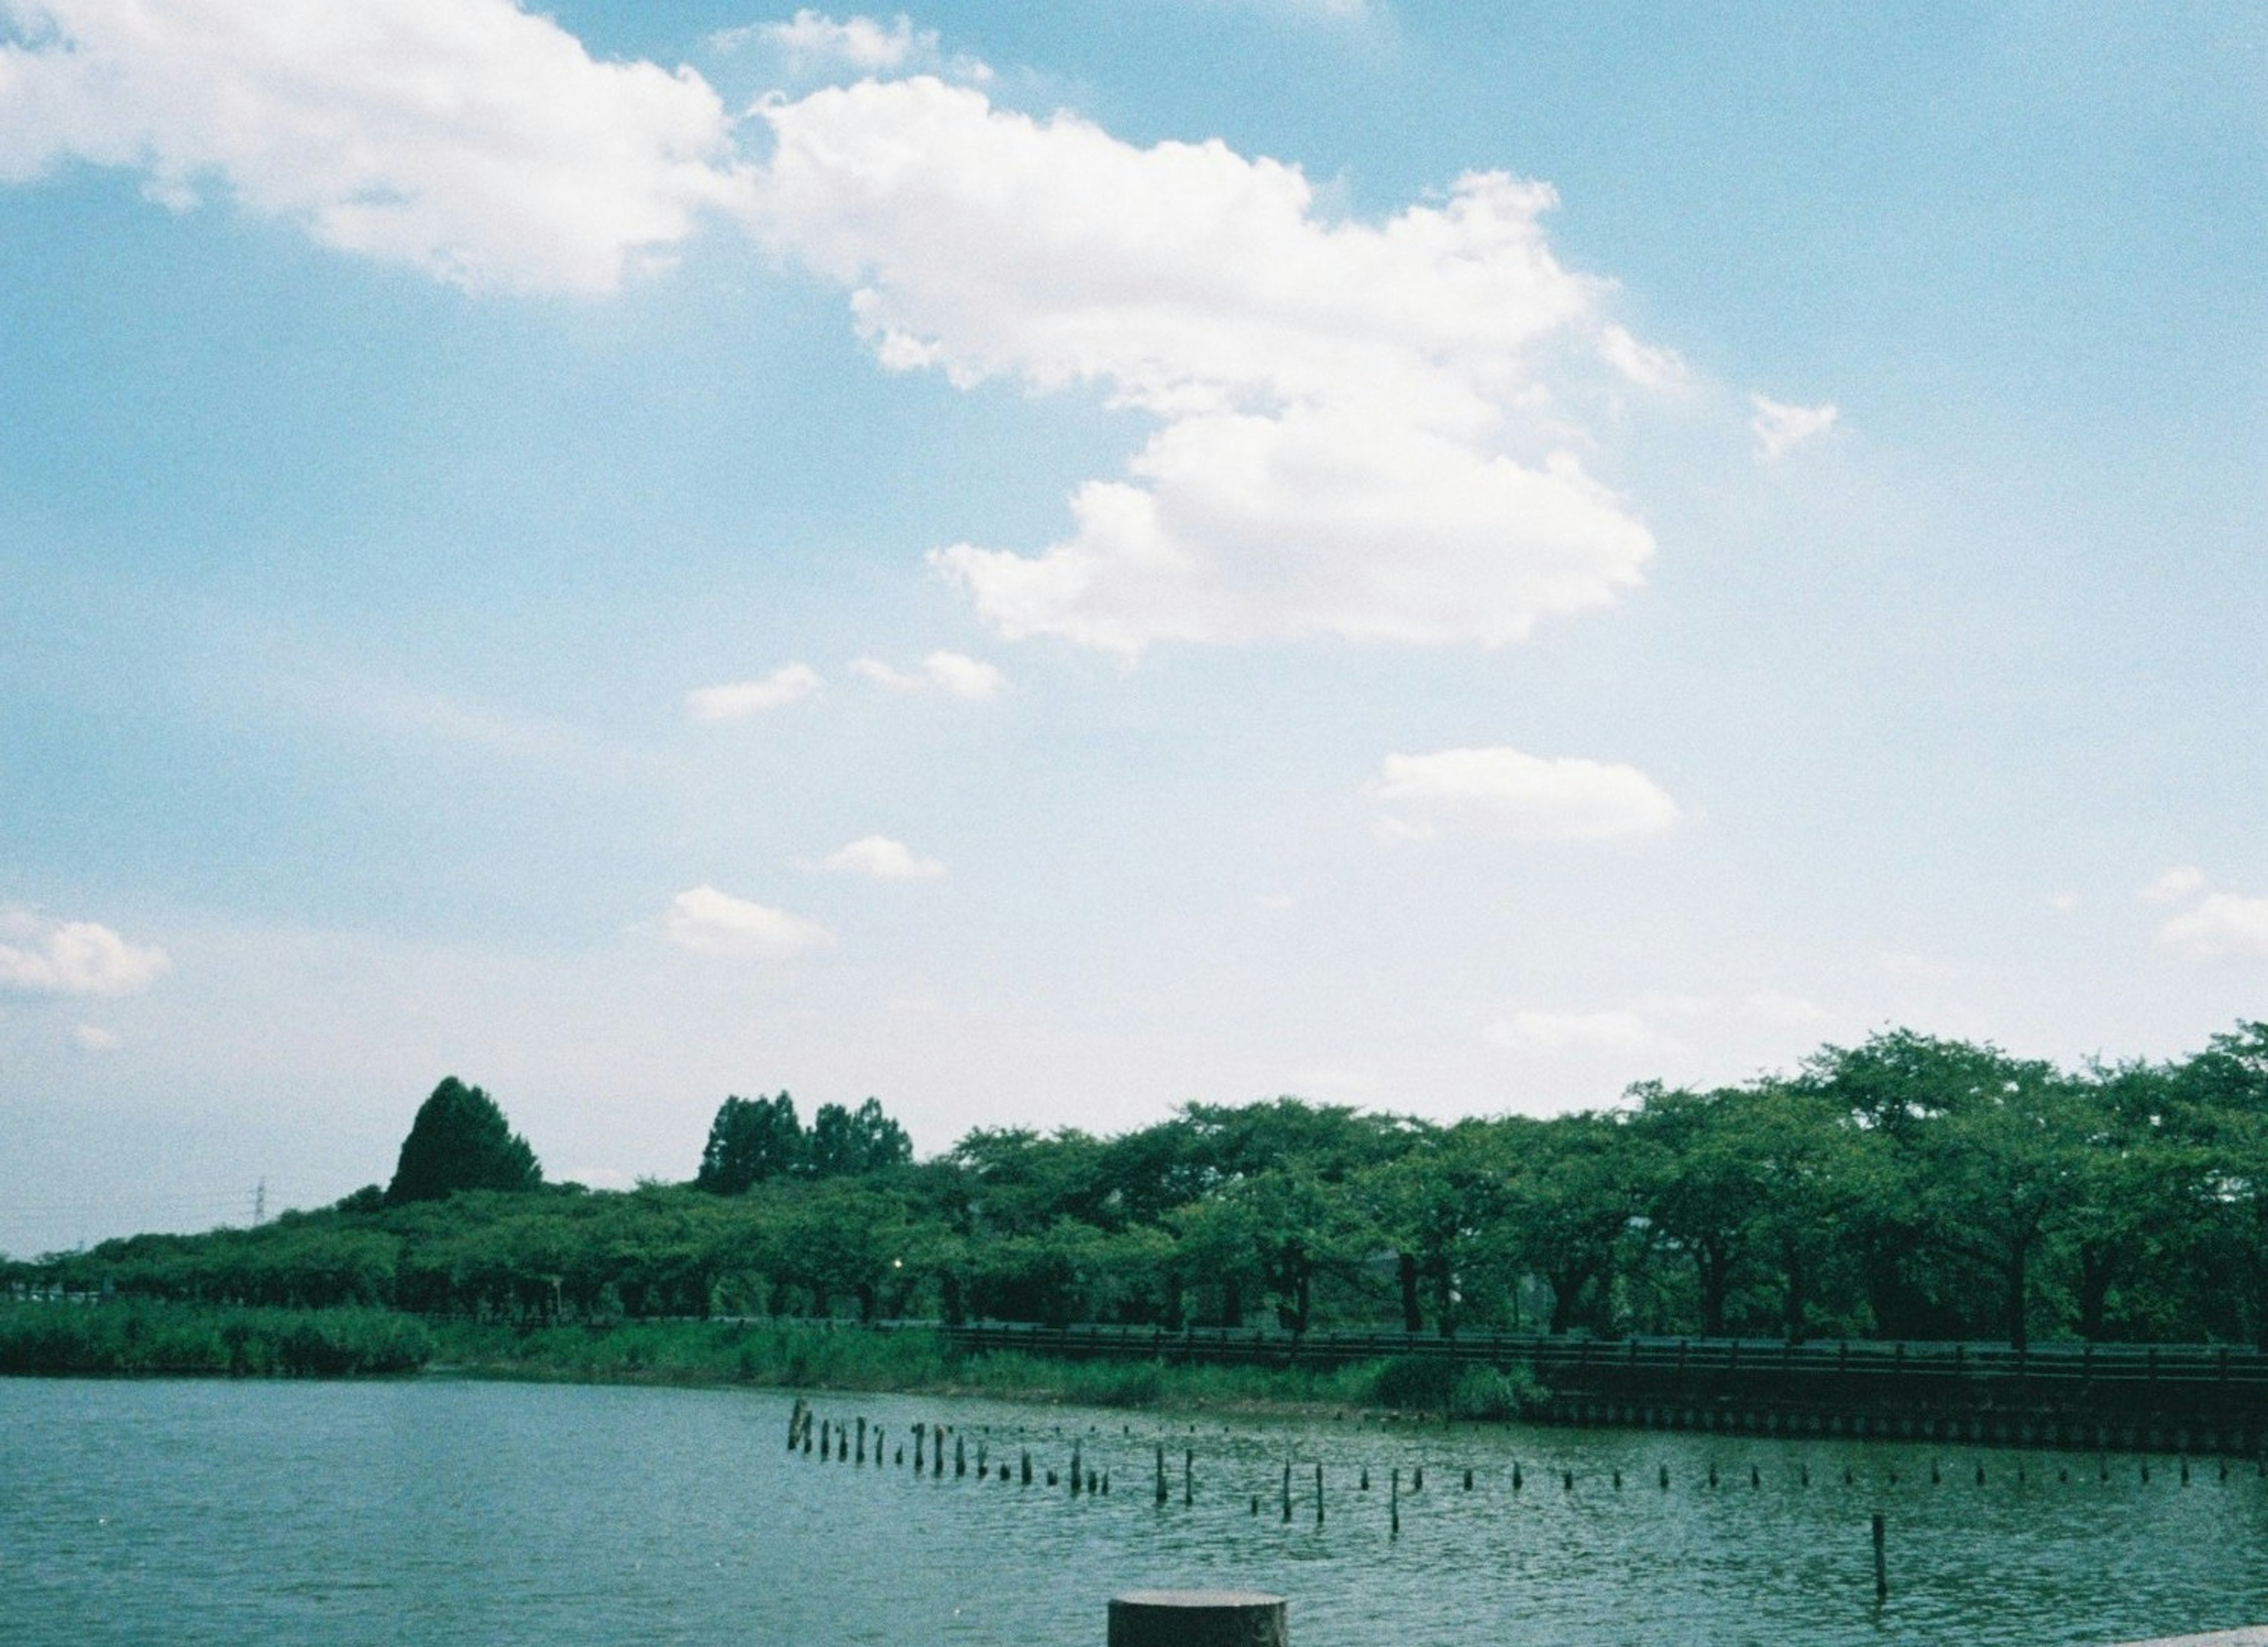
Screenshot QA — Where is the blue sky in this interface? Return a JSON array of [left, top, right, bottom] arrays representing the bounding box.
[[1, 0, 2261, 1253]]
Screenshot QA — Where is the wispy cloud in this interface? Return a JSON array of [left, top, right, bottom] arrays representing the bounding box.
[[685, 664, 822, 722], [662, 886, 835, 960], [1367, 746, 1682, 842], [852, 651, 1006, 700], [711, 11, 992, 83], [1750, 394, 1839, 459]]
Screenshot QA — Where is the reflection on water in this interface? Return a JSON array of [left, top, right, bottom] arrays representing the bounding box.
[[4, 1377, 2265, 1646]]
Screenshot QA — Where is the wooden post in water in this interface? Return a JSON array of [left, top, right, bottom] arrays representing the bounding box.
[[1072, 1443, 1083, 1495], [1751, 1465, 1760, 1489], [1661, 1463, 1671, 1490], [914, 1423, 926, 1474], [1156, 1444, 1168, 1506], [1106, 1590, 1286, 1647], [1462, 1468, 1472, 1491], [1389, 1467, 1400, 1538], [1315, 1463, 1324, 1527], [1281, 1462, 1292, 1523], [857, 1417, 866, 1464], [1872, 1512, 1888, 1601], [1186, 1449, 1194, 1508], [1359, 1466, 1369, 1491], [956, 1435, 967, 1478], [1708, 1461, 1717, 1488], [1022, 1449, 1032, 1486]]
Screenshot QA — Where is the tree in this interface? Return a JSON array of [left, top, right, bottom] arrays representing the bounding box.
[[696, 1093, 804, 1193], [806, 1098, 913, 1178], [384, 1078, 542, 1205]]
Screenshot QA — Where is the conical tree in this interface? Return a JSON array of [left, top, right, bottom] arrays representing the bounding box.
[[384, 1077, 543, 1205]]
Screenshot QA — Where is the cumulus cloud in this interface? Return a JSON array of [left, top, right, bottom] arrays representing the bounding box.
[[851, 651, 1006, 699], [2158, 890, 2268, 964], [747, 77, 1658, 655], [821, 835, 944, 880], [0, 912, 171, 996], [685, 664, 822, 722], [663, 885, 834, 960], [71, 1023, 121, 1052], [1366, 745, 1682, 842], [0, 0, 750, 292], [1751, 394, 1839, 459]]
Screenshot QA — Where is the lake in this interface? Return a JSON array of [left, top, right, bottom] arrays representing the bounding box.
[[4, 1377, 2264, 1645]]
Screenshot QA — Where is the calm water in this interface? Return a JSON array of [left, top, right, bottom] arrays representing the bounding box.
[[4, 1378, 2264, 1646]]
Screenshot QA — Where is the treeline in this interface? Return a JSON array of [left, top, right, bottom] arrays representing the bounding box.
[[10, 1023, 2268, 1349]]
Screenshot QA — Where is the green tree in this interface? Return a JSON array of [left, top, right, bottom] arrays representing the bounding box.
[[806, 1098, 914, 1178], [384, 1078, 542, 1206], [696, 1093, 804, 1193]]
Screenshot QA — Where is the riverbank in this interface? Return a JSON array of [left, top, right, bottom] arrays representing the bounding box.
[[0, 1303, 1536, 1418]]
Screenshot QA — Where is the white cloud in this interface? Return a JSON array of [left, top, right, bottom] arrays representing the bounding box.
[[752, 9, 926, 71], [747, 77, 1658, 655], [2045, 890, 2083, 913], [662, 885, 834, 960], [1366, 745, 1681, 842], [0, 0, 750, 293], [851, 650, 1006, 699], [1599, 324, 1687, 392], [1485, 989, 1827, 1058], [0, 913, 171, 996], [2137, 865, 2208, 906], [2159, 891, 2268, 964], [1751, 394, 1839, 459], [821, 835, 944, 880], [71, 1023, 122, 1052], [685, 664, 822, 722], [1485, 1008, 1654, 1052], [712, 10, 990, 83]]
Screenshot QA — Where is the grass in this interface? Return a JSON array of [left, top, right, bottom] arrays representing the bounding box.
[[0, 1301, 434, 1376], [1, 1303, 1546, 1418]]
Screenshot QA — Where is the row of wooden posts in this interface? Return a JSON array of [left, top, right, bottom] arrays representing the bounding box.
[[781, 1397, 2253, 1505]]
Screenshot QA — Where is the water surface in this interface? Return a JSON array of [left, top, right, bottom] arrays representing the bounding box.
[[4, 1377, 2263, 1645]]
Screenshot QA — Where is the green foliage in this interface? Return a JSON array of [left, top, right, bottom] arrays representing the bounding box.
[[386, 1078, 542, 1205], [21, 1025, 2268, 1353], [0, 1302, 432, 1375]]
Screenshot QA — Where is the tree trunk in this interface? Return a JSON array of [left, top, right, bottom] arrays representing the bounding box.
[[1397, 1251, 1423, 1333], [1696, 1246, 1729, 1338], [1546, 1268, 1589, 1335], [1781, 1240, 1808, 1344], [2006, 1246, 2028, 1352], [1430, 1255, 1457, 1339], [1220, 1277, 1243, 1329]]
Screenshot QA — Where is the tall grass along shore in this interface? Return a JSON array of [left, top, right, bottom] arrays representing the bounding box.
[[0, 1301, 1536, 1417]]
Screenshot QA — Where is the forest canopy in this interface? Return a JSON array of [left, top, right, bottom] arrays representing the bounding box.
[[12, 1023, 2268, 1351]]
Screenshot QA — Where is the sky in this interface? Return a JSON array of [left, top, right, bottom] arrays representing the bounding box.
[[1, 0, 2262, 1255]]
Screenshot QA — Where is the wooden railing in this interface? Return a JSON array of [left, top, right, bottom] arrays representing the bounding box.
[[910, 1320, 2268, 1400]]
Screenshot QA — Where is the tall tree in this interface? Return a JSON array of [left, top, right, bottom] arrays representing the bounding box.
[[384, 1077, 542, 1205], [696, 1093, 804, 1193], [806, 1098, 914, 1178]]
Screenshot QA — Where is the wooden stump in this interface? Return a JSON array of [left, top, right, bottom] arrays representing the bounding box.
[[1107, 1590, 1288, 1647]]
